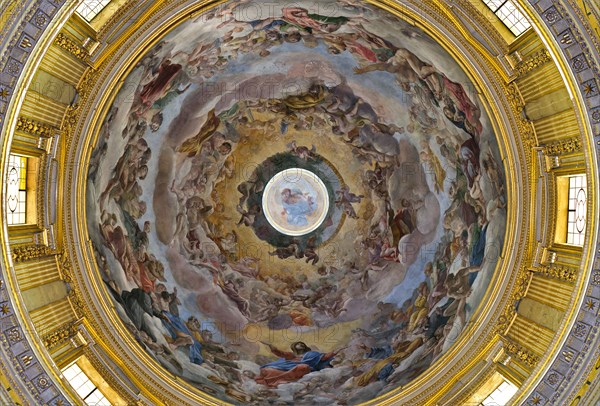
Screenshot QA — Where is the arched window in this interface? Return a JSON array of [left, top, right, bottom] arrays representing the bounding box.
[[566, 174, 587, 246], [6, 154, 28, 225]]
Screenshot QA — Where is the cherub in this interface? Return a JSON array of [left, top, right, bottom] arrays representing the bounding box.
[[287, 141, 317, 160], [304, 236, 320, 265], [236, 204, 261, 227]]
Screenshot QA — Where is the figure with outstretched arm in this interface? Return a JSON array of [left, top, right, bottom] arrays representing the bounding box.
[[255, 341, 343, 387]]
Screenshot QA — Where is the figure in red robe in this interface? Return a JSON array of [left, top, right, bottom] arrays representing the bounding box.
[[441, 75, 482, 136], [140, 59, 182, 109]]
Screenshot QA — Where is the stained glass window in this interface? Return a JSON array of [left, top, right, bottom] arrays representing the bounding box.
[[76, 0, 112, 21], [567, 175, 587, 246], [482, 0, 532, 36], [6, 154, 27, 225], [62, 363, 112, 406]]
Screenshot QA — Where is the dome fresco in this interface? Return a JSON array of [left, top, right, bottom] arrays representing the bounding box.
[[86, 0, 507, 404]]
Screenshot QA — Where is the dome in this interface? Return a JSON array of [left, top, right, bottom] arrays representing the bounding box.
[[86, 4, 507, 402], [0, 0, 599, 405]]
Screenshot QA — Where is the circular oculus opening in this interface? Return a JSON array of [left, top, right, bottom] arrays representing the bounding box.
[[262, 168, 329, 236]]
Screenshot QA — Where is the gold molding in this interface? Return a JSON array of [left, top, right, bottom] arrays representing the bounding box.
[[57, 250, 86, 319], [503, 337, 540, 368], [15, 116, 56, 138], [542, 137, 583, 156], [43, 319, 81, 349], [513, 49, 552, 78], [532, 264, 578, 283], [11, 244, 54, 263], [54, 32, 89, 61], [496, 268, 532, 334]]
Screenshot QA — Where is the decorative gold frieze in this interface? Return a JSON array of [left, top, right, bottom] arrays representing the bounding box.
[[503, 338, 540, 368], [12, 244, 54, 263], [505, 83, 537, 149], [15, 116, 55, 138], [446, 0, 509, 55], [76, 66, 98, 98], [54, 33, 88, 60], [495, 268, 532, 334], [43, 320, 80, 349], [506, 82, 526, 112], [542, 137, 582, 156], [533, 264, 577, 282], [496, 309, 516, 336], [58, 250, 85, 317], [63, 67, 98, 144], [513, 49, 552, 78], [58, 250, 74, 283]]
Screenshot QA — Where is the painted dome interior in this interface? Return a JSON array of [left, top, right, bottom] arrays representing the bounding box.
[[86, 1, 507, 404]]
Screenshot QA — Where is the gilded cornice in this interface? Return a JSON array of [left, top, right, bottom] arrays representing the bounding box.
[[488, 76, 539, 370], [62, 66, 98, 148], [36, 152, 49, 229], [11, 244, 55, 263], [15, 116, 56, 138], [546, 173, 559, 244], [534, 264, 578, 283], [57, 249, 86, 319], [54, 32, 89, 61], [95, 0, 161, 41], [505, 81, 538, 149], [43, 319, 81, 350], [503, 337, 541, 368], [542, 136, 583, 156], [450, 0, 510, 56], [513, 48, 552, 78], [82, 346, 143, 405], [452, 364, 499, 405], [495, 267, 533, 335]]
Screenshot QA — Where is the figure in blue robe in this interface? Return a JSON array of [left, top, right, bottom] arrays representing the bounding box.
[[468, 222, 488, 285], [161, 310, 203, 365], [255, 341, 338, 387], [262, 350, 333, 372], [281, 188, 316, 226]]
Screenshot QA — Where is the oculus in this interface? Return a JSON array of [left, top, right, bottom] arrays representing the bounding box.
[[262, 168, 330, 236]]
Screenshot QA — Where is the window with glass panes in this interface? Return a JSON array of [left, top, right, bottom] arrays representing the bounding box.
[[567, 175, 587, 246], [76, 0, 112, 21], [482, 0, 532, 36], [6, 154, 27, 225], [62, 363, 111, 406]]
